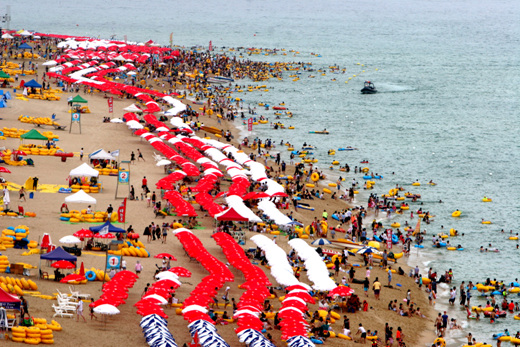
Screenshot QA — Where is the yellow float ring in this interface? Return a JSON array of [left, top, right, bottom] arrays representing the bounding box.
[[361, 167, 369, 173], [311, 172, 319, 182]]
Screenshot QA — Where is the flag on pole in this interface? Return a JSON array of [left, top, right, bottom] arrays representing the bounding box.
[[99, 225, 109, 236], [107, 97, 113, 113], [118, 198, 127, 223], [111, 149, 120, 157]]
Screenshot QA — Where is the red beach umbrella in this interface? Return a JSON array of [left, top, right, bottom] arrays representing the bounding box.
[[51, 260, 75, 269], [154, 253, 177, 260], [74, 229, 93, 238], [168, 267, 191, 277], [0, 167, 11, 173], [328, 286, 355, 297]]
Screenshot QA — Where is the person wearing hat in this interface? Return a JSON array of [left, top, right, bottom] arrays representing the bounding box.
[[273, 235, 277, 244]]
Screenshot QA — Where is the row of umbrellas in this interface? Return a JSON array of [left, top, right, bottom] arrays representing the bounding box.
[[213, 232, 276, 347], [173, 229, 232, 347]]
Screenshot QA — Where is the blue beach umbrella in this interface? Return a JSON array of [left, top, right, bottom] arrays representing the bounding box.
[[311, 238, 331, 246], [357, 246, 378, 255]]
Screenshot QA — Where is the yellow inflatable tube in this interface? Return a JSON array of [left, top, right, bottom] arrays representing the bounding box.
[[452, 210, 461, 217]]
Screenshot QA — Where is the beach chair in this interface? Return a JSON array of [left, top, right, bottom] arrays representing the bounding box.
[[69, 285, 90, 300], [52, 305, 73, 318], [56, 289, 70, 300]]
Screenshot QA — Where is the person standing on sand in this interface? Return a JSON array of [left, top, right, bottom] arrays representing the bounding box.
[[130, 151, 136, 164], [373, 277, 381, 299], [137, 149, 145, 161], [32, 176, 39, 190], [135, 261, 143, 274], [142, 176, 148, 192], [89, 298, 97, 320], [80, 148, 84, 160], [19, 187, 26, 202], [356, 323, 367, 343], [76, 299, 86, 322]]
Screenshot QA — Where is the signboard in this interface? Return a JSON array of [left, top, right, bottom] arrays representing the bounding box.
[[71, 112, 80, 122], [107, 255, 121, 270], [107, 97, 113, 113], [386, 229, 393, 249], [0, 301, 21, 310], [118, 170, 129, 184], [247, 118, 253, 132]]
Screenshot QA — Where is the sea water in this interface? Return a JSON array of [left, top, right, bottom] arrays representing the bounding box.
[[8, 0, 520, 344]]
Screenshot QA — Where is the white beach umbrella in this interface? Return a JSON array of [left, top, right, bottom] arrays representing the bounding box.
[[1, 33, 13, 39], [142, 294, 168, 304], [156, 159, 171, 167], [94, 304, 120, 315], [182, 305, 207, 314], [127, 121, 143, 129], [59, 235, 81, 244], [109, 118, 124, 123]]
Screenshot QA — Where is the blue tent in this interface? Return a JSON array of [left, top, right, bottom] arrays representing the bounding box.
[[5, 92, 11, 100], [18, 43, 32, 50], [0, 100, 5, 108], [40, 246, 77, 262], [24, 79, 42, 88], [89, 221, 125, 233]]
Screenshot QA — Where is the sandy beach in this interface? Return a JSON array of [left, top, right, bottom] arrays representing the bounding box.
[[0, 36, 440, 347]]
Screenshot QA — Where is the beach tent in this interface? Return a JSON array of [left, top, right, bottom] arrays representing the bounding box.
[[0, 100, 5, 108], [214, 207, 250, 222], [18, 43, 32, 50], [20, 129, 48, 141], [89, 149, 115, 161], [40, 247, 77, 262], [69, 163, 99, 177], [65, 190, 97, 204], [23, 79, 42, 88], [72, 95, 88, 104], [0, 70, 10, 79], [0, 287, 21, 309], [1, 33, 13, 39], [89, 221, 125, 233]]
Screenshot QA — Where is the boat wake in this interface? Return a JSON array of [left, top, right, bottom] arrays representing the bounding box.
[[375, 83, 415, 93]]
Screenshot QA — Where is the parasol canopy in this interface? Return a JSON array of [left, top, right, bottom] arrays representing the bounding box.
[[51, 260, 75, 269]]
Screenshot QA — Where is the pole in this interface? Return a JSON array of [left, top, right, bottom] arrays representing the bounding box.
[[101, 248, 108, 291]]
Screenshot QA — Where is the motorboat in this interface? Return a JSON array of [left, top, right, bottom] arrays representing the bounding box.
[[361, 81, 377, 94]]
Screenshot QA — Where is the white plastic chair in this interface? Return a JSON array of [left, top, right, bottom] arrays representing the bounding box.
[[69, 285, 90, 300], [52, 305, 74, 318]]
